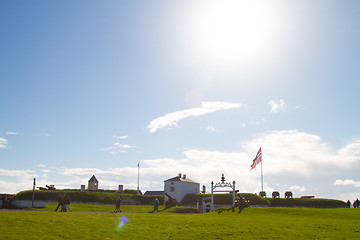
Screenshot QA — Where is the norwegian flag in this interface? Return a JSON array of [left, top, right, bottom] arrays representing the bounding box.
[[251, 148, 262, 170]]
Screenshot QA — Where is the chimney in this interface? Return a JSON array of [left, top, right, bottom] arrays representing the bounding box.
[[183, 174, 186, 179], [178, 173, 182, 178]]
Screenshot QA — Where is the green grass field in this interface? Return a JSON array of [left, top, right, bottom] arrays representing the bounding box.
[[1, 207, 360, 239]]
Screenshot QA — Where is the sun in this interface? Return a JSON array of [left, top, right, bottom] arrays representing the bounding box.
[[185, 0, 281, 70]]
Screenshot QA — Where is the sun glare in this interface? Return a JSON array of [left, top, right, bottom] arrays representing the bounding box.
[[186, 1, 280, 70]]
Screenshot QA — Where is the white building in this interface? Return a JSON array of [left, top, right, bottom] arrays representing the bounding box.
[[164, 173, 200, 203]]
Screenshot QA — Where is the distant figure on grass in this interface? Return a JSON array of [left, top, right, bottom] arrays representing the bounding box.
[[65, 194, 72, 212], [3, 194, 8, 207], [114, 197, 122, 213], [153, 197, 159, 213], [54, 194, 63, 212], [346, 200, 351, 208], [235, 194, 250, 214]]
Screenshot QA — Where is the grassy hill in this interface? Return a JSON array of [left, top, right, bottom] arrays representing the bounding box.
[[12, 189, 164, 205], [11, 190, 347, 208], [268, 198, 347, 208], [182, 193, 269, 206]]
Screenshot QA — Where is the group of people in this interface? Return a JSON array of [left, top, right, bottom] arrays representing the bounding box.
[[113, 196, 160, 213], [54, 193, 72, 212], [346, 198, 360, 208]]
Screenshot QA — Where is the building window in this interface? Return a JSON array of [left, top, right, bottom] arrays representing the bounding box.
[[171, 182, 174, 185], [170, 187, 175, 192]]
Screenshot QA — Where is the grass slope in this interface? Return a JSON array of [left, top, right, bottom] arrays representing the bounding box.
[[1, 207, 359, 239], [13, 190, 164, 205]]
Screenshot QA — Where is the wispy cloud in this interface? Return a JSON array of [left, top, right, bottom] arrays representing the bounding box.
[[0, 137, 8, 149], [206, 125, 217, 131], [269, 99, 287, 113], [114, 135, 128, 139], [147, 101, 242, 133], [101, 135, 136, 154], [334, 179, 360, 187], [6, 132, 18, 135], [0, 168, 36, 178]]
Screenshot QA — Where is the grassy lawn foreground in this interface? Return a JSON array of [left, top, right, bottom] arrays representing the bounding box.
[[1, 207, 360, 239]]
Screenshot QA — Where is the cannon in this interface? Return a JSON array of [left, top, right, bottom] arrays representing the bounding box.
[[165, 193, 180, 206], [46, 185, 56, 190], [37, 185, 56, 190], [272, 191, 280, 199], [285, 191, 293, 199]]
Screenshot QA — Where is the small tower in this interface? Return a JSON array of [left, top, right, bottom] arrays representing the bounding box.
[[88, 175, 99, 190]]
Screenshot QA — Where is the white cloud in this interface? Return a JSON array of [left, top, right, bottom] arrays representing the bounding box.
[[0, 168, 37, 178], [113, 143, 136, 149], [147, 101, 242, 133], [206, 125, 217, 131], [334, 179, 360, 187], [114, 135, 128, 139], [339, 140, 360, 161], [38, 164, 47, 168], [0, 180, 34, 194], [101, 144, 135, 154], [101, 139, 136, 154], [269, 99, 287, 113], [243, 130, 360, 176], [6, 132, 18, 135], [0, 137, 8, 149]]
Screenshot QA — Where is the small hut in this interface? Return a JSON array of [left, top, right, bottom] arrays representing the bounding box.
[[88, 175, 99, 190]]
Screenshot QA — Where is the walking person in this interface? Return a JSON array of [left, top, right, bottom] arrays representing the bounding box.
[[153, 197, 159, 213], [61, 194, 67, 212], [114, 197, 122, 213], [54, 194, 63, 212], [65, 194, 72, 212]]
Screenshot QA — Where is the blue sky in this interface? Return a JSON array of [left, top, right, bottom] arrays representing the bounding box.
[[1, 0, 360, 201]]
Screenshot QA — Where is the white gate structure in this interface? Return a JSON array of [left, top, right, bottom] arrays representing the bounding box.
[[210, 174, 236, 211]]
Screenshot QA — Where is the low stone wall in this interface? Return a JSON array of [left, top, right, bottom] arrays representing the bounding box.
[[12, 200, 46, 208]]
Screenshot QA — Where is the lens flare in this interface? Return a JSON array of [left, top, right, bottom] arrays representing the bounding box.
[[116, 216, 128, 231]]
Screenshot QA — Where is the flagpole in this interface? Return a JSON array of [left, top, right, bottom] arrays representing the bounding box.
[[261, 157, 264, 193], [137, 162, 140, 195]]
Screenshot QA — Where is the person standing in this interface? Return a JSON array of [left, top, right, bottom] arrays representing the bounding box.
[[153, 197, 159, 213]]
